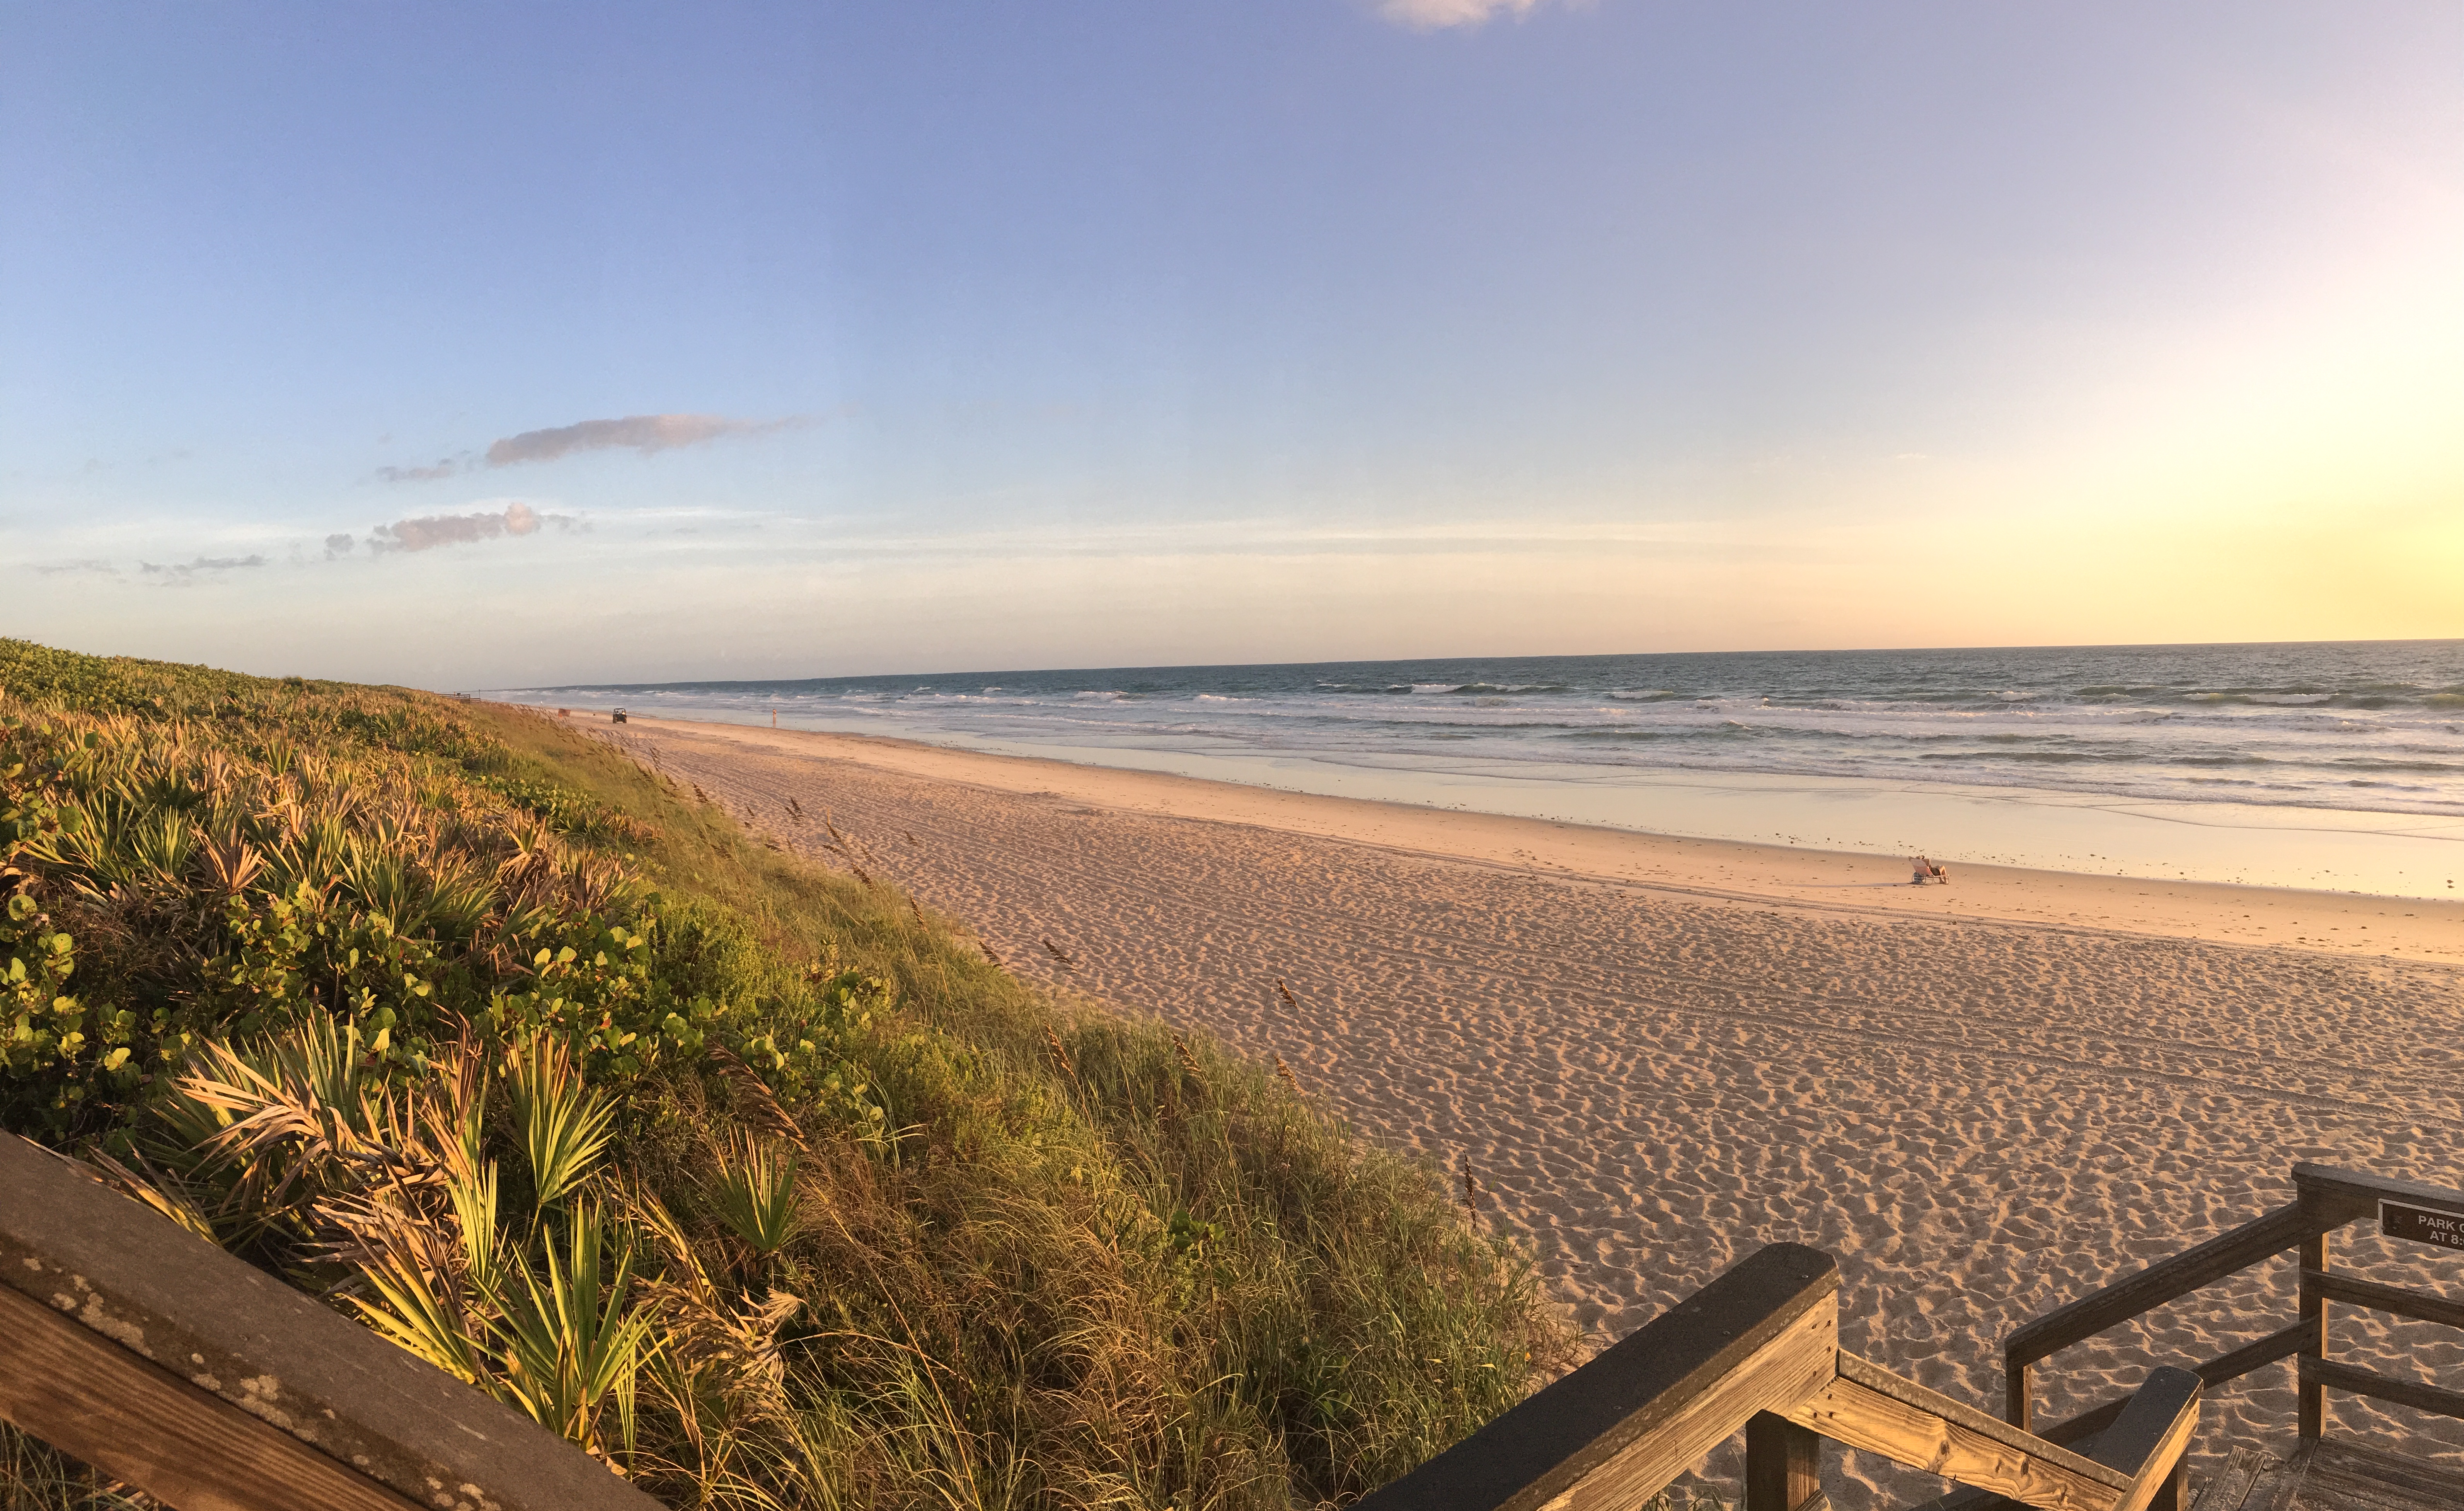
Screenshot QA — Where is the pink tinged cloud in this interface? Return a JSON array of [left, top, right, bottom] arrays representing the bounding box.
[[373, 412, 795, 483], [484, 413, 784, 466], [370, 501, 554, 553]]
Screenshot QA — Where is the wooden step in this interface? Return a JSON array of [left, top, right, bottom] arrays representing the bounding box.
[[2187, 1441, 2464, 1511]]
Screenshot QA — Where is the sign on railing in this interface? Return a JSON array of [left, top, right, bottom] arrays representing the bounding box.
[[2382, 1200, 2464, 1252]]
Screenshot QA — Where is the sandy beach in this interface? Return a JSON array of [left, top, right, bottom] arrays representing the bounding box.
[[594, 713, 2464, 1506]]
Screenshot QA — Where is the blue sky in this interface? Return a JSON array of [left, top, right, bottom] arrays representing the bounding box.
[[3, 2, 2457, 688]]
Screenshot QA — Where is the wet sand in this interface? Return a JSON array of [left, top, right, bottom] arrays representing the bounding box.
[[590, 714, 2464, 1506]]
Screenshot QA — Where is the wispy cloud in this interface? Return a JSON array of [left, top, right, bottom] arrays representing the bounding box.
[[487, 413, 791, 466], [375, 459, 463, 483], [1375, 0, 1562, 29], [374, 412, 797, 483], [139, 555, 267, 585], [364, 500, 579, 553], [31, 558, 120, 578]]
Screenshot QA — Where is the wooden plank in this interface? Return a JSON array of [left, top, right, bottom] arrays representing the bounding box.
[[2290, 1163, 2464, 1222], [2301, 1268, 2464, 1332], [2084, 1367, 2197, 1511], [1784, 1354, 2127, 1511], [1355, 1244, 1842, 1511], [1746, 1411, 1820, 1511], [0, 1133, 660, 1511], [2297, 1439, 2464, 1507], [1889, 1367, 2194, 1511], [0, 1281, 425, 1511], [2299, 1356, 2464, 1424], [2004, 1203, 2315, 1371], [1836, 1354, 2128, 1489], [2179, 1447, 2277, 1511]]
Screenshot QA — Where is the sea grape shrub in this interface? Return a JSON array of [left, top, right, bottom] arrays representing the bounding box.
[[0, 659, 856, 1143], [0, 891, 128, 1121]]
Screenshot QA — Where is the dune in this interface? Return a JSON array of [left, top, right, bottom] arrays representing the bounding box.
[[591, 714, 2464, 1507]]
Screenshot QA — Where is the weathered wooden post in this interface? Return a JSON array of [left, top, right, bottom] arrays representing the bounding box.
[[2298, 1228, 2330, 1442], [1744, 1410, 1822, 1511]]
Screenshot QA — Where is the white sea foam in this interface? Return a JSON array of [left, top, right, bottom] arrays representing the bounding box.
[[499, 641, 2464, 822]]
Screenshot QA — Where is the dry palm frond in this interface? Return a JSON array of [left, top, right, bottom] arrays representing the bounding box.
[[170, 1018, 419, 1217], [199, 830, 266, 897], [494, 812, 558, 888], [82, 1145, 221, 1244], [627, 1191, 800, 1427], [707, 1045, 806, 1150]]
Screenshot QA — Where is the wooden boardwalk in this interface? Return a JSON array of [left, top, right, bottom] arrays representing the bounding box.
[[2190, 1441, 2464, 1511]]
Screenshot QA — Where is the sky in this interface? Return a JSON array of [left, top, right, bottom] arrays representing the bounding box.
[[2, 1, 2458, 689]]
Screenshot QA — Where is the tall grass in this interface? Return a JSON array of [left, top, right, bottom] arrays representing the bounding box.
[[0, 638, 1574, 1508]]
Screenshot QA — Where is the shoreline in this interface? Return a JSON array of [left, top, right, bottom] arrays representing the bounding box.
[[605, 714, 2464, 962], [486, 676, 2464, 902]]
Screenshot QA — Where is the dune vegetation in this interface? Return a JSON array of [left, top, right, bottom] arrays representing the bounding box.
[[0, 638, 1572, 1511]]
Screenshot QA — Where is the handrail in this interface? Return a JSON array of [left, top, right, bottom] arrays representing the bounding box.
[[0, 1133, 658, 1511], [2001, 1163, 2464, 1448], [1356, 1244, 1842, 1511], [1358, 1243, 2199, 1511], [2003, 1203, 2313, 1399]]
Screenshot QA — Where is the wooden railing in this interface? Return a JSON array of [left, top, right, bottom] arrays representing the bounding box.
[[0, 1132, 656, 1511], [2004, 1164, 2464, 1448], [1357, 1244, 2202, 1511]]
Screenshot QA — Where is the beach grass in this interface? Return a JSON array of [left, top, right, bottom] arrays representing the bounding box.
[[0, 638, 1573, 1509]]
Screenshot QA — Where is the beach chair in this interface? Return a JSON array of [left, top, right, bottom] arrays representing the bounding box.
[[1911, 856, 1947, 885]]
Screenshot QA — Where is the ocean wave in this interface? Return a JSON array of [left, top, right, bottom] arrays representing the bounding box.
[[496, 640, 2464, 819]]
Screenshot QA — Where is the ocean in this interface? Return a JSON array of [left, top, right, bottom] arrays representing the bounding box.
[[493, 640, 2464, 897]]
